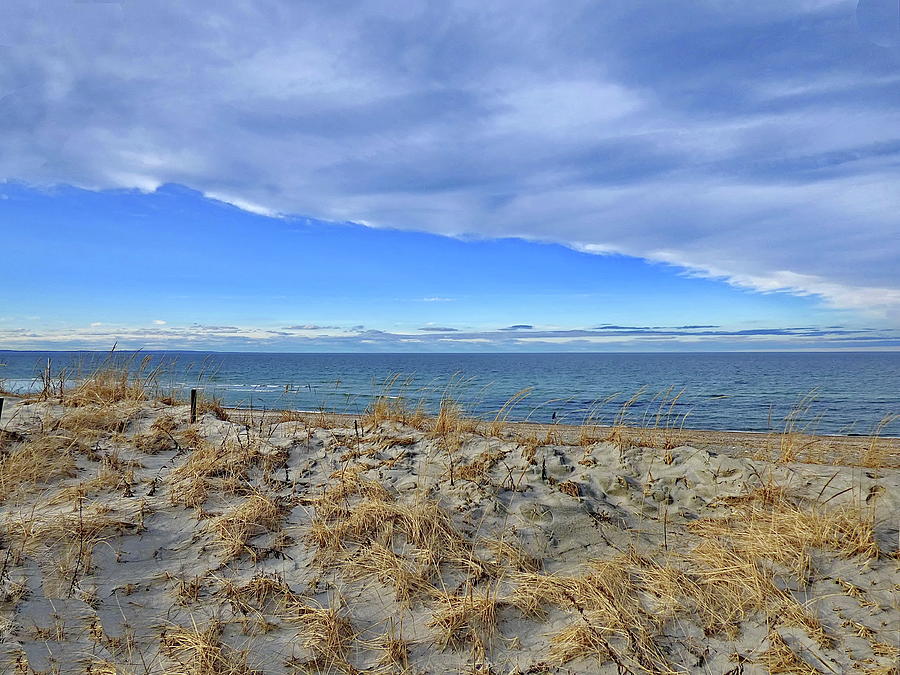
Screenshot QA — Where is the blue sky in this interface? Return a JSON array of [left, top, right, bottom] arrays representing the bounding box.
[[1, 1, 899, 351]]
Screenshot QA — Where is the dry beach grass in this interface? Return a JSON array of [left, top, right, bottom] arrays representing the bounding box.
[[0, 365, 897, 673]]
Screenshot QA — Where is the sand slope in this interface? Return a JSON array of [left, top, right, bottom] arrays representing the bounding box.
[[1, 399, 897, 673]]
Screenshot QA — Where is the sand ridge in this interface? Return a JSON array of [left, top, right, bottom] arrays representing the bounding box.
[[0, 397, 897, 673]]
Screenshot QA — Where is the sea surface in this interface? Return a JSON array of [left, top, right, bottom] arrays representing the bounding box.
[[1, 351, 897, 436]]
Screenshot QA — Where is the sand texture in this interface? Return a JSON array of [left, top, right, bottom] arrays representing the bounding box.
[[1, 397, 898, 674]]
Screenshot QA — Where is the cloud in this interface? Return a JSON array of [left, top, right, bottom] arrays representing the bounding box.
[[418, 326, 459, 332], [284, 324, 339, 331], [0, 322, 896, 352], [153, 319, 167, 325], [499, 325, 534, 331], [1, 1, 898, 316]]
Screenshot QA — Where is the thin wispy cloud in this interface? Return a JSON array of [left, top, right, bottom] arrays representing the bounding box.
[[2, 1, 897, 320]]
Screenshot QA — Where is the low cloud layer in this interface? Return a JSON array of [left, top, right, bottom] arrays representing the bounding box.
[[1, 322, 897, 352], [3, 1, 899, 317]]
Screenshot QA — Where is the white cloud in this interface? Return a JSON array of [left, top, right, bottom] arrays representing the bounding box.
[[203, 192, 280, 218], [152, 320, 167, 325], [0, 322, 896, 351]]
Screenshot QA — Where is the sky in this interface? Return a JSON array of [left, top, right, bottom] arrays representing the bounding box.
[[1, 0, 899, 352]]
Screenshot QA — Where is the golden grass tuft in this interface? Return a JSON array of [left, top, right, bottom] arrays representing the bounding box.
[[545, 622, 612, 668], [196, 392, 229, 421], [310, 493, 472, 569], [212, 493, 285, 561], [427, 585, 502, 649], [455, 448, 508, 482], [375, 633, 410, 670], [602, 390, 645, 453], [338, 541, 436, 606], [53, 403, 140, 436], [487, 387, 532, 437], [755, 631, 820, 674], [168, 434, 276, 507], [691, 488, 881, 583], [482, 538, 542, 573], [3, 501, 141, 589], [510, 558, 671, 671], [47, 454, 135, 505], [282, 600, 356, 671], [676, 541, 829, 644], [220, 572, 296, 616], [82, 657, 122, 675], [64, 358, 156, 408], [132, 413, 180, 453], [432, 398, 477, 437], [161, 621, 260, 674], [363, 374, 430, 430], [0, 436, 79, 503], [861, 414, 899, 469]]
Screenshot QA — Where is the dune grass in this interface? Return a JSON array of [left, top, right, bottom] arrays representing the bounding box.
[[0, 363, 896, 674]]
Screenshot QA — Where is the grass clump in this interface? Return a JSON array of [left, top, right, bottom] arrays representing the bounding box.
[[338, 541, 436, 607], [511, 558, 671, 671], [0, 436, 78, 504], [3, 500, 141, 590], [53, 403, 141, 438], [755, 631, 820, 674], [372, 622, 411, 671], [282, 600, 356, 672], [363, 374, 428, 430], [691, 487, 881, 582], [64, 356, 157, 408], [162, 621, 260, 674], [168, 432, 278, 507], [308, 468, 496, 606], [212, 493, 286, 561], [427, 585, 502, 649], [861, 413, 899, 469], [455, 448, 508, 483], [220, 572, 296, 616]]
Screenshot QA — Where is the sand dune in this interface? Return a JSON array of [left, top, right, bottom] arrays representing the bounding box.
[[0, 394, 897, 673]]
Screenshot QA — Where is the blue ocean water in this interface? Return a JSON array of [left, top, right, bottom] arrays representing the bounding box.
[[0, 351, 897, 436]]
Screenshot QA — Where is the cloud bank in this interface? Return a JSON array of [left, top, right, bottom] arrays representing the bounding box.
[[1, 322, 897, 352], [2, 1, 899, 317]]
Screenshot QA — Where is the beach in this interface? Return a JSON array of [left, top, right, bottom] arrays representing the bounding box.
[[0, 385, 898, 673]]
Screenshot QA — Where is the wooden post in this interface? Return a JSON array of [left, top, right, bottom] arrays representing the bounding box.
[[190, 389, 197, 424], [0, 397, 4, 423]]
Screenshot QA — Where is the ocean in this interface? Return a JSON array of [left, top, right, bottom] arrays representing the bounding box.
[[1, 351, 897, 436]]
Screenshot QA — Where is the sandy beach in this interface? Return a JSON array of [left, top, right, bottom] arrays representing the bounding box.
[[0, 386, 897, 673]]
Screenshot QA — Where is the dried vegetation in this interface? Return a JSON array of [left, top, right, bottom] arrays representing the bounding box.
[[0, 366, 896, 673]]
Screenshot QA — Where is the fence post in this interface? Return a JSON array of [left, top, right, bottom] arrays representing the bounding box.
[[190, 389, 197, 424]]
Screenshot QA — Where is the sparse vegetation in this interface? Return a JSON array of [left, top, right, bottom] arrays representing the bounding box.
[[0, 364, 896, 673]]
